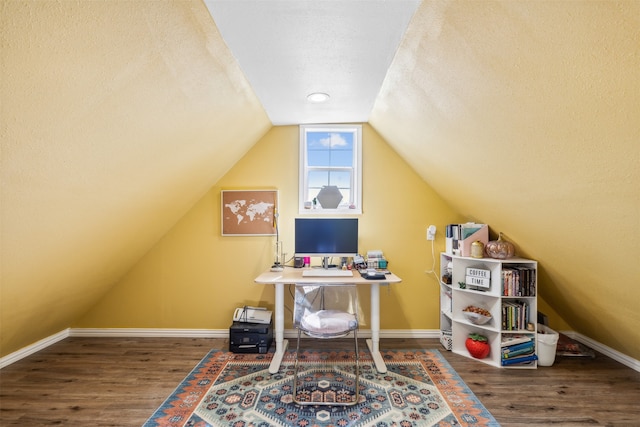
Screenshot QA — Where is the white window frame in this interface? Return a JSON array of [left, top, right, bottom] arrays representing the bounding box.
[[299, 124, 362, 215]]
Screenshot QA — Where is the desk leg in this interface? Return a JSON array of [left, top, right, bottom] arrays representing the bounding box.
[[366, 282, 387, 373], [269, 282, 288, 374]]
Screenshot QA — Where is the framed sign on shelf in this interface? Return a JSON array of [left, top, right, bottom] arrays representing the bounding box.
[[221, 190, 278, 236]]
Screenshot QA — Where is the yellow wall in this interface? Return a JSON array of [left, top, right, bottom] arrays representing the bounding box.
[[76, 124, 464, 330], [1, 0, 270, 356], [370, 0, 639, 359], [4, 0, 637, 363]]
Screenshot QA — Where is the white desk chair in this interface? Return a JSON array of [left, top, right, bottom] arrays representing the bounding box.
[[292, 284, 360, 406]]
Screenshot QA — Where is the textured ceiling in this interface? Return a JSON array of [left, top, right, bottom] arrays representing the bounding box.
[[204, 0, 420, 125]]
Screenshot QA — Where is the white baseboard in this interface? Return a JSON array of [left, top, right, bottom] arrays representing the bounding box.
[[69, 328, 229, 338], [0, 329, 70, 369], [2, 328, 637, 372]]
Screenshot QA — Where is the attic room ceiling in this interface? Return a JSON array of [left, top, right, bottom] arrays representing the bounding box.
[[204, 0, 421, 125]]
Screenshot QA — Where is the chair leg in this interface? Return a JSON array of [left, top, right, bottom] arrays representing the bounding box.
[[292, 330, 360, 407], [353, 329, 360, 405], [292, 328, 302, 404]]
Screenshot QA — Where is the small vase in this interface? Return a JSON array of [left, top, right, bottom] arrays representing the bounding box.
[[485, 232, 515, 259], [470, 241, 485, 258]]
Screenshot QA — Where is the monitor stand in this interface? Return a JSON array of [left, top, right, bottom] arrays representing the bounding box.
[[321, 257, 338, 269]]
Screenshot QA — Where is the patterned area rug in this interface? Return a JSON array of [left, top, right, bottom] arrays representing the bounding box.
[[144, 349, 498, 427]]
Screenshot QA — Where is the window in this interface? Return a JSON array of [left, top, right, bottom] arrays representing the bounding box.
[[299, 124, 362, 214]]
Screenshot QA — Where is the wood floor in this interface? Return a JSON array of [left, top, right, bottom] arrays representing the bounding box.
[[1, 337, 639, 426]]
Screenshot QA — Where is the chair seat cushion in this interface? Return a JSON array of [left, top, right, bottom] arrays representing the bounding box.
[[300, 309, 357, 335]]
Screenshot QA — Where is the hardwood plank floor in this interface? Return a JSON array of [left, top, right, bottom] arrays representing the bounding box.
[[0, 337, 639, 426]]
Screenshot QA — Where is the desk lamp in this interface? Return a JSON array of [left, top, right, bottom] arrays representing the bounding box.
[[271, 209, 284, 272]]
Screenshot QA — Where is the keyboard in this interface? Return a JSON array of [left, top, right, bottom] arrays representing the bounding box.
[[302, 269, 354, 278]]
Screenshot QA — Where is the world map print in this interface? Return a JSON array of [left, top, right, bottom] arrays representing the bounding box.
[[225, 200, 273, 224], [221, 190, 277, 235]]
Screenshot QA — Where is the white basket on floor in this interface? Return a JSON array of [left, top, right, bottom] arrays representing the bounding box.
[[440, 330, 452, 351]]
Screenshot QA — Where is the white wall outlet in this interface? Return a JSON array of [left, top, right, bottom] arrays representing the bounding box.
[[427, 225, 436, 240]]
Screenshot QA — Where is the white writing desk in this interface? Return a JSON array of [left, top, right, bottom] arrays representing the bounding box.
[[255, 268, 401, 374]]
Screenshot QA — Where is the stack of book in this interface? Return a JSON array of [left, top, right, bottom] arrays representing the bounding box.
[[501, 334, 538, 366], [502, 266, 536, 296], [501, 300, 531, 330]]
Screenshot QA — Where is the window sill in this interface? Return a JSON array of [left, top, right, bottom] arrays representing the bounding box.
[[298, 207, 362, 215]]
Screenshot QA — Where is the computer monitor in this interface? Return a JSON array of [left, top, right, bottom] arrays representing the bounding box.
[[294, 218, 358, 267]]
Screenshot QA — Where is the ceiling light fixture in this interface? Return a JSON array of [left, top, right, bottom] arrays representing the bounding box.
[[307, 92, 330, 103]]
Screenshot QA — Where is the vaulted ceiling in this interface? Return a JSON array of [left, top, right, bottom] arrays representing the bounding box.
[[203, 0, 421, 125], [2, 1, 639, 361]]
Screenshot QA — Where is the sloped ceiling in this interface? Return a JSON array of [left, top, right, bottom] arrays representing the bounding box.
[[2, 0, 639, 361], [1, 1, 271, 353], [370, 1, 640, 358]]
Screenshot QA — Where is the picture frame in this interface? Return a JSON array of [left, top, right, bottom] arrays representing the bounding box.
[[221, 190, 278, 236]]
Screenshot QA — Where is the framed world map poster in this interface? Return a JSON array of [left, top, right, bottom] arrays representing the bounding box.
[[221, 190, 278, 236]]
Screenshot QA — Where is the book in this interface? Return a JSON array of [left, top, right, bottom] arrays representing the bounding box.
[[501, 300, 530, 330], [502, 339, 535, 353], [501, 353, 538, 366], [502, 266, 537, 296], [502, 344, 535, 358], [501, 334, 532, 347]]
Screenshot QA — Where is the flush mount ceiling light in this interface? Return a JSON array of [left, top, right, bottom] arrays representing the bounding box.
[[205, 0, 420, 124], [307, 92, 330, 103]]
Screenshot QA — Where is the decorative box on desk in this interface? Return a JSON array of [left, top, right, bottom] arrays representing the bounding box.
[[229, 321, 273, 354]]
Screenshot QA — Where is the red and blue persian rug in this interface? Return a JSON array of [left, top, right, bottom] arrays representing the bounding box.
[[144, 348, 499, 427]]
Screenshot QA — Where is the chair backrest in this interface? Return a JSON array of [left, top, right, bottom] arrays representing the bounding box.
[[293, 284, 359, 338]]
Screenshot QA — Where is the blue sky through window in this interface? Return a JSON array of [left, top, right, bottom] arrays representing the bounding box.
[[306, 132, 353, 168], [300, 125, 361, 213], [307, 131, 353, 199]]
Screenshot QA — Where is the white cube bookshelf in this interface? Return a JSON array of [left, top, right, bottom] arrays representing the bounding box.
[[440, 253, 538, 369]]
